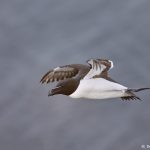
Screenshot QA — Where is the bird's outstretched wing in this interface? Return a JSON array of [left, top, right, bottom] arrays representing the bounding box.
[[84, 58, 113, 79], [40, 64, 90, 84], [40, 65, 79, 84], [40, 58, 114, 83]]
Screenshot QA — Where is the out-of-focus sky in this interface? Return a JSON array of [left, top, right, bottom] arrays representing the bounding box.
[[0, 0, 150, 150]]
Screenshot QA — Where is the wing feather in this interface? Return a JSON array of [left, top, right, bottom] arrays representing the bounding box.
[[40, 66, 78, 84], [84, 58, 113, 79], [40, 59, 113, 83]]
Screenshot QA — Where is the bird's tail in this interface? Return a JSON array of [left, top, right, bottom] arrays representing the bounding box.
[[121, 88, 150, 101]]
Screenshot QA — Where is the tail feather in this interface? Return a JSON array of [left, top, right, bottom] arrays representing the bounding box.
[[121, 95, 141, 101], [121, 87, 150, 101]]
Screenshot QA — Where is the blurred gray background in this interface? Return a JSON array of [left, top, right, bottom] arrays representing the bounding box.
[[0, 0, 150, 150]]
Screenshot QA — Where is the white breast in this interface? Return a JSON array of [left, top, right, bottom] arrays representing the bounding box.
[[69, 78, 128, 99]]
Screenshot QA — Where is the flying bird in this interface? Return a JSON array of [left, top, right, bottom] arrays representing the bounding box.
[[40, 58, 150, 100]]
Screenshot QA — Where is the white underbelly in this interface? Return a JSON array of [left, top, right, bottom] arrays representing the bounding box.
[[69, 78, 128, 99]]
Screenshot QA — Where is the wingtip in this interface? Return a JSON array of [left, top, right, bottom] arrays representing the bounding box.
[[40, 78, 44, 83], [40, 70, 52, 84], [40, 78, 45, 84], [40, 75, 46, 84], [40, 75, 51, 84], [108, 60, 114, 69]]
